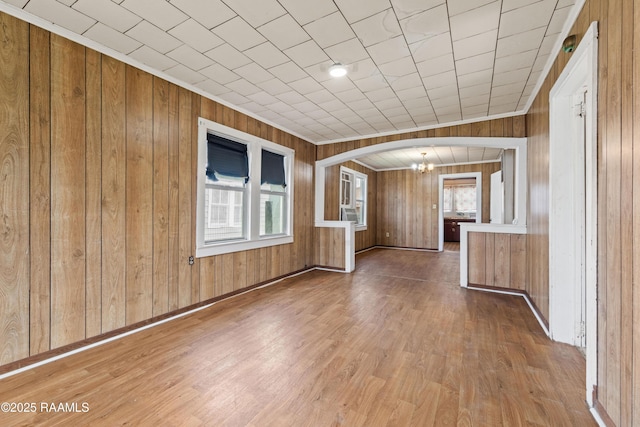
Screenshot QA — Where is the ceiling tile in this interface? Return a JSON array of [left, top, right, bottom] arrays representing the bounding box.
[[416, 53, 454, 78], [126, 21, 182, 54], [378, 56, 418, 78], [395, 85, 427, 100], [277, 0, 338, 25], [4, 0, 28, 6], [194, 79, 231, 96], [268, 62, 309, 83], [164, 64, 206, 84], [322, 77, 358, 94], [284, 40, 330, 68], [351, 9, 402, 47], [167, 44, 213, 70], [390, 72, 422, 91], [410, 32, 452, 63], [121, 0, 188, 31], [461, 94, 490, 107], [399, 4, 449, 44], [390, 0, 445, 20], [347, 58, 379, 80], [547, 5, 573, 35], [491, 81, 526, 97], [376, 97, 404, 110], [304, 12, 355, 48], [72, 0, 141, 32], [129, 45, 178, 71], [247, 91, 279, 105], [459, 82, 491, 98], [212, 17, 267, 51], [493, 50, 537, 74], [437, 112, 462, 123], [276, 91, 309, 105], [492, 68, 531, 86], [84, 22, 141, 54], [457, 68, 493, 88], [431, 95, 459, 109], [499, 0, 556, 38], [169, 19, 224, 53], [169, 0, 237, 29], [496, 27, 546, 58], [225, 78, 261, 96], [219, 91, 251, 105], [456, 51, 494, 76], [366, 87, 396, 102], [449, 1, 500, 41], [233, 62, 274, 84], [336, 0, 391, 23], [324, 38, 369, 64], [306, 89, 338, 104], [452, 30, 497, 60], [422, 70, 457, 89], [368, 36, 411, 65], [257, 15, 310, 50], [257, 78, 291, 96], [428, 84, 458, 100], [222, 0, 286, 27], [205, 43, 252, 69], [244, 42, 289, 68], [447, 0, 497, 16], [353, 74, 388, 92], [25, 0, 96, 33], [200, 63, 240, 84], [336, 88, 367, 103], [502, 0, 539, 13]]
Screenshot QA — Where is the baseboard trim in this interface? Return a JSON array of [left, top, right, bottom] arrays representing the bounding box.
[[0, 266, 321, 379], [591, 389, 615, 427], [467, 284, 550, 336]]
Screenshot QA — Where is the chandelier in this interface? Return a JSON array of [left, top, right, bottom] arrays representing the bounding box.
[[412, 152, 434, 173]]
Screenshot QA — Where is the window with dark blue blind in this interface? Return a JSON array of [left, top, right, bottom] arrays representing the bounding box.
[[261, 149, 286, 187], [206, 133, 249, 182]]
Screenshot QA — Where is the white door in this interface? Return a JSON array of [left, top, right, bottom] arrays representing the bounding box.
[[490, 170, 503, 224]]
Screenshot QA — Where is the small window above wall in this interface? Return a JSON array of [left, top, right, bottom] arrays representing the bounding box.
[[196, 118, 294, 257], [339, 166, 367, 231]]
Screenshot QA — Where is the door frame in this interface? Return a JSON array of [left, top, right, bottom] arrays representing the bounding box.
[[438, 173, 481, 251], [548, 21, 598, 405]]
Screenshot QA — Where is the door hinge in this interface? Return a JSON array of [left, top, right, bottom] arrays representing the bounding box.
[[574, 101, 586, 118], [576, 320, 585, 339]]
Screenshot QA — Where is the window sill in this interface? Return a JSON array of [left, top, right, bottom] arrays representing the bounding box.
[[196, 235, 293, 257], [356, 225, 367, 232]]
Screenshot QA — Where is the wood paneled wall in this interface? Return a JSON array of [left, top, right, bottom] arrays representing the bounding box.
[[316, 116, 526, 161], [468, 232, 527, 291], [313, 228, 346, 270], [526, 0, 639, 424], [376, 163, 501, 249], [0, 12, 315, 367], [323, 161, 377, 251]]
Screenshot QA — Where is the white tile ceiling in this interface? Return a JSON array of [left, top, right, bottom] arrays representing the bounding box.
[[356, 146, 503, 170], [3, 0, 578, 145]]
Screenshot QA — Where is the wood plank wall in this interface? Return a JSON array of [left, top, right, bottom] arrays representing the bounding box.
[[376, 163, 501, 249], [467, 232, 527, 291], [316, 116, 526, 161], [0, 12, 315, 367], [323, 161, 377, 251], [526, 0, 639, 424], [313, 228, 346, 270]]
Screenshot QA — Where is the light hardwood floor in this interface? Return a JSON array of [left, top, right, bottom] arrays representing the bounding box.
[[0, 249, 594, 426]]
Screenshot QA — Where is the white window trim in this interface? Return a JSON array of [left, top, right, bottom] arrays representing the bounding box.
[[339, 166, 367, 232], [196, 117, 294, 257]]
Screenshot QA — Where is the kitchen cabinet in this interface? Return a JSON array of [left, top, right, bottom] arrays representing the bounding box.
[[444, 218, 476, 242]]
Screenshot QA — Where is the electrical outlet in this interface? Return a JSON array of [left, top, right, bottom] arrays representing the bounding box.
[[385, 232, 390, 237], [432, 204, 437, 209]]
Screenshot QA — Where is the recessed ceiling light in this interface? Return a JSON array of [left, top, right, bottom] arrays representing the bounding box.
[[328, 63, 347, 78]]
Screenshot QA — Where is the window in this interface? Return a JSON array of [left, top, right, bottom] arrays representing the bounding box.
[[444, 184, 477, 217], [339, 166, 367, 229], [196, 118, 294, 257]]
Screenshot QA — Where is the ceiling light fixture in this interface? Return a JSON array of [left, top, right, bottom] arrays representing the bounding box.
[[411, 152, 434, 173], [328, 63, 348, 78]]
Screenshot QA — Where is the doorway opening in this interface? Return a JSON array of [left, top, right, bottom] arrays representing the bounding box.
[[438, 172, 481, 251]]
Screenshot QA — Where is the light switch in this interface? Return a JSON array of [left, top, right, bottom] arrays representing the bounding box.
[[432, 204, 437, 209]]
